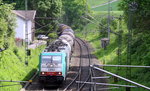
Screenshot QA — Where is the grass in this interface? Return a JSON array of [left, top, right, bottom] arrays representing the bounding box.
[[87, 0, 108, 7], [92, 0, 121, 11], [76, 11, 150, 91], [0, 45, 45, 91]]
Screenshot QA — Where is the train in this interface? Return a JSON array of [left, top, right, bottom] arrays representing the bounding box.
[[38, 24, 75, 85]]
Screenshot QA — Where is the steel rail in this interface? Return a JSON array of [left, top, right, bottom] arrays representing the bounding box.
[[76, 38, 93, 91], [63, 38, 83, 91], [77, 38, 83, 89], [76, 81, 137, 88], [76, 38, 83, 89], [76, 38, 85, 90], [63, 73, 79, 91], [91, 65, 150, 90], [94, 64, 150, 68], [77, 74, 91, 91]]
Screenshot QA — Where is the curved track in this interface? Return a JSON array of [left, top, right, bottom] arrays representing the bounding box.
[[24, 38, 107, 91], [64, 38, 93, 91]]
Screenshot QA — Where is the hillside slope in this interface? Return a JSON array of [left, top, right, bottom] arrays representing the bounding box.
[[0, 46, 45, 91], [76, 11, 150, 91]]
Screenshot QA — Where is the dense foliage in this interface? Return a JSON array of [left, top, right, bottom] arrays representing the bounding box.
[[119, 0, 150, 78], [119, 0, 150, 30], [3, 0, 62, 35], [34, 0, 62, 34], [0, 1, 16, 49], [62, 0, 90, 30], [3, 0, 91, 33], [78, 0, 150, 90], [77, 10, 150, 90]]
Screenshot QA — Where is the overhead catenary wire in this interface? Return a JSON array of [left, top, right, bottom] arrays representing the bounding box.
[[81, 15, 120, 36], [34, 21, 43, 27], [24, 22, 53, 37], [35, 17, 58, 20]]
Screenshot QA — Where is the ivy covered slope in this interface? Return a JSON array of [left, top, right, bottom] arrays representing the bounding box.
[[77, 10, 150, 91], [0, 2, 45, 91], [0, 46, 45, 91]]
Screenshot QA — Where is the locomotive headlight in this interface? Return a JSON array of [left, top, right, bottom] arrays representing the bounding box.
[[50, 64, 53, 67], [42, 72, 45, 75], [58, 72, 62, 75]]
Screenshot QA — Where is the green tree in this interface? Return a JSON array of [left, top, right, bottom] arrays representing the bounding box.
[[3, 0, 62, 35], [62, 0, 90, 30], [119, 0, 150, 30], [35, 0, 62, 34], [0, 1, 16, 48], [2, 0, 25, 9]]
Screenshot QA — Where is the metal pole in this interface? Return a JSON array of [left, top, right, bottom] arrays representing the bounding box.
[[92, 76, 110, 79], [91, 66, 150, 90], [98, 87, 119, 90], [76, 81, 136, 88], [94, 64, 150, 68], [107, 0, 110, 39], [25, 0, 28, 65], [118, 17, 122, 69], [116, 20, 122, 82]]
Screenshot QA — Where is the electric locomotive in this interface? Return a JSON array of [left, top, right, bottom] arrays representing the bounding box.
[[39, 24, 74, 85]]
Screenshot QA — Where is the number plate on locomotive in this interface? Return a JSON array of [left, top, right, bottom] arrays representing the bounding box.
[[48, 68, 55, 71]]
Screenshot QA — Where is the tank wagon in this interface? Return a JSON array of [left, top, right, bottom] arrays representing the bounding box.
[[39, 24, 75, 85]]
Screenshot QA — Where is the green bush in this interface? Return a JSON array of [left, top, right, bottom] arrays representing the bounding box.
[[48, 32, 58, 39]]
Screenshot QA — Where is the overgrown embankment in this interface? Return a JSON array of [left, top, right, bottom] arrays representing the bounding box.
[[77, 11, 150, 91], [0, 2, 45, 91], [0, 45, 45, 91]]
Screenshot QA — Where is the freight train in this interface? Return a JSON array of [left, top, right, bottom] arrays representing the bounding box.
[[38, 24, 75, 85]]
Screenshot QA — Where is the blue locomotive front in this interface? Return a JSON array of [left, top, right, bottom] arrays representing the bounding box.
[[39, 52, 67, 84], [38, 24, 74, 86]]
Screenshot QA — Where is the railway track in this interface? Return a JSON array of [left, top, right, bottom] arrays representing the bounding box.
[[64, 38, 93, 91], [75, 38, 108, 91], [23, 37, 107, 91], [76, 38, 93, 91], [63, 38, 82, 91]]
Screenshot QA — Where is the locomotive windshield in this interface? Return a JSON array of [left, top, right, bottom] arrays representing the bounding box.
[[41, 55, 62, 70], [52, 56, 62, 63], [42, 56, 62, 63]]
